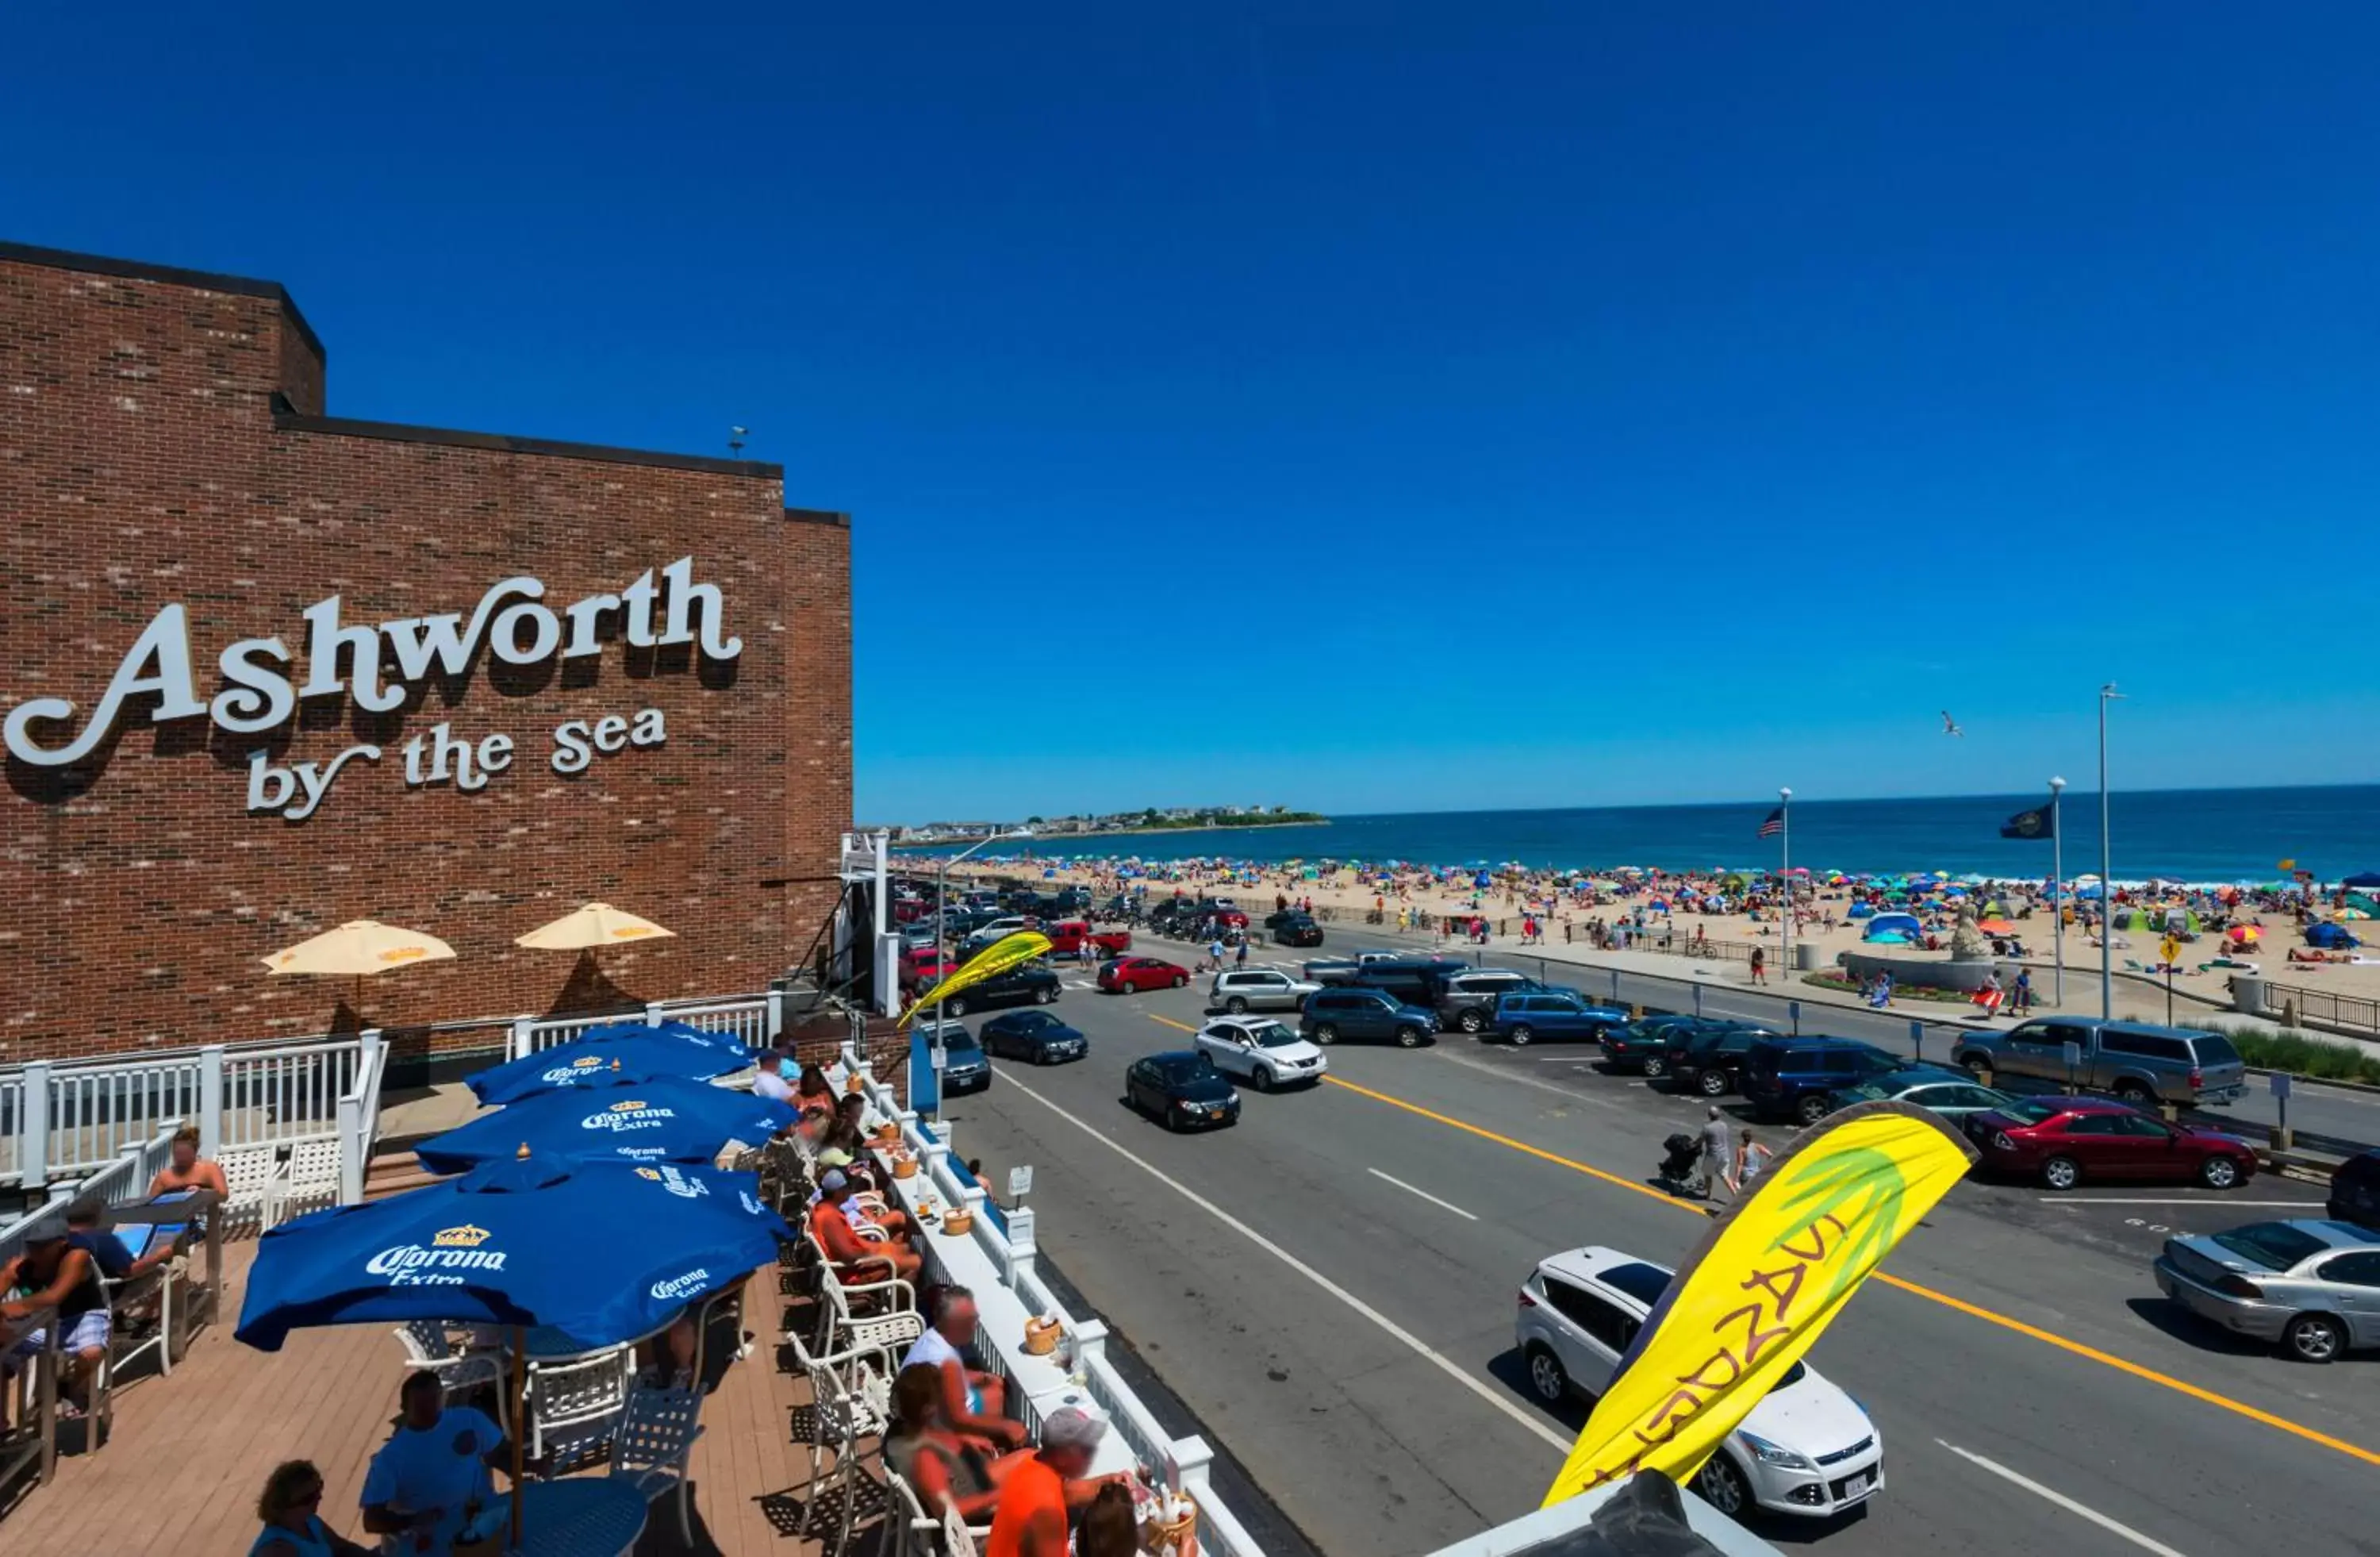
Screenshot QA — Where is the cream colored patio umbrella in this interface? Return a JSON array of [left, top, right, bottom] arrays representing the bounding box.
[[513, 902, 677, 951], [263, 919, 459, 1017]]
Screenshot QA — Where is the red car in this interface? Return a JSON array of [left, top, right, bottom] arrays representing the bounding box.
[[1965, 1097, 2258, 1191], [1100, 956, 1190, 994], [900, 948, 957, 991]]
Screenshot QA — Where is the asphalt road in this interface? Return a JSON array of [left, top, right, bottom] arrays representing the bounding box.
[[931, 937, 2378, 1557]]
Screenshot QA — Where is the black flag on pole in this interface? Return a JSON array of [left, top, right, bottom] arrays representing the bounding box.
[[2000, 805, 2055, 840]]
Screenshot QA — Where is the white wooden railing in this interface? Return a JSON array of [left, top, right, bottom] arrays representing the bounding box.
[[505, 991, 784, 1060], [0, 1120, 185, 1271], [837, 1034, 1268, 1557]]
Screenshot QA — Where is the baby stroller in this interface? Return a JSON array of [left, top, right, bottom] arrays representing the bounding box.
[[1657, 1132, 1706, 1198]]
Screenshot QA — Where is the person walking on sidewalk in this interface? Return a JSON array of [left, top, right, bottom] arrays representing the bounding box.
[[1698, 1107, 1735, 1204], [1749, 948, 1767, 985]]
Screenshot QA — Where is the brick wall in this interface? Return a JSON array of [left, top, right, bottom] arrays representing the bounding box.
[[0, 244, 851, 1059]]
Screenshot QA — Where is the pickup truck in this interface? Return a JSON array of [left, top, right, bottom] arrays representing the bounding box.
[[1042, 919, 1131, 959], [1952, 1018, 2247, 1107], [1302, 950, 1436, 986]]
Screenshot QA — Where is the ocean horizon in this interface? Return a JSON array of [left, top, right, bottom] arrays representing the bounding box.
[[899, 783, 2380, 885]]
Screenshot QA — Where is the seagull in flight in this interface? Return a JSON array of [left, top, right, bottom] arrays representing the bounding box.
[[1941, 711, 1964, 737]]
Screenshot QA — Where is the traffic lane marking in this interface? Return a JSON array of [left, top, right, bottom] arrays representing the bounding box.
[[989, 1066, 1573, 1455], [1366, 1167, 1481, 1221], [1934, 1441, 2190, 1556], [1307, 1059, 2380, 1473]]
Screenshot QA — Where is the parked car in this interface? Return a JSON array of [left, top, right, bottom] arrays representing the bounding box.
[[2330, 1150, 2380, 1230], [2155, 1218, 2380, 1363], [1042, 919, 1131, 960], [1194, 1017, 1330, 1090], [1302, 950, 1426, 986], [1824, 1067, 2017, 1124], [1125, 1051, 1241, 1131], [1351, 958, 1473, 1009], [1952, 1018, 2246, 1108], [1209, 968, 1319, 1014], [1436, 969, 1543, 1033], [1299, 987, 1437, 1048], [978, 1009, 1088, 1064], [1269, 914, 1326, 948], [1488, 990, 1630, 1048], [1665, 1022, 1783, 1098], [1517, 1246, 1884, 1520], [1738, 1039, 1906, 1125], [934, 965, 1061, 1018], [921, 1021, 991, 1095], [1966, 1096, 2259, 1190], [1099, 955, 1190, 994], [1597, 1014, 1703, 1077]]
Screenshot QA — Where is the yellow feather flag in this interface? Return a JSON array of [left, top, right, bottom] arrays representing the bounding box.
[[1543, 1101, 1977, 1506], [897, 931, 1054, 1026]]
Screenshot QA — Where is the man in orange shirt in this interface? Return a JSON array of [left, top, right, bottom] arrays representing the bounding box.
[[985, 1407, 1107, 1557], [808, 1169, 921, 1286]]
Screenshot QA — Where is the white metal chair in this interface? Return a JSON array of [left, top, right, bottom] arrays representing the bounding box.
[[263, 1137, 344, 1228], [523, 1344, 636, 1469], [831, 1310, 923, 1388], [942, 1503, 982, 1557], [393, 1320, 503, 1402], [608, 1384, 704, 1544], [216, 1144, 284, 1232]]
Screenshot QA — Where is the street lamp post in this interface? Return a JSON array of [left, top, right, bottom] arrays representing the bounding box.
[[2098, 685, 2123, 1020], [932, 828, 1031, 1109], [2048, 776, 2066, 1008], [1779, 787, 1792, 979]]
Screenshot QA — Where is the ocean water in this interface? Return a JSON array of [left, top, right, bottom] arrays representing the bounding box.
[[908, 786, 2380, 884]]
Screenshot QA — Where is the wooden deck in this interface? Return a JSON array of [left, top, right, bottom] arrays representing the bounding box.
[[0, 1241, 875, 1556]]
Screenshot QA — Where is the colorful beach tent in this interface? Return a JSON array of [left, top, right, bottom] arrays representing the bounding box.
[[1864, 913, 1923, 942], [2306, 922, 2359, 950]]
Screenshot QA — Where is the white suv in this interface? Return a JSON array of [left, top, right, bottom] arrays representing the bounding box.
[[1194, 1017, 1329, 1090], [1208, 968, 1319, 1014], [1515, 1246, 1883, 1521]]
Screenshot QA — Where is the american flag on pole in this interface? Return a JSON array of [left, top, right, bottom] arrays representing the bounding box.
[[1757, 807, 1784, 839]]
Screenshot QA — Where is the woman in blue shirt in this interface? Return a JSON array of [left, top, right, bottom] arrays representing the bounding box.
[[250, 1460, 373, 1557]]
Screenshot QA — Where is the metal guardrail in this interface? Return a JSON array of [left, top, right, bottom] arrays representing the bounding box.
[[838, 1033, 1267, 1557], [2259, 979, 2380, 1036]]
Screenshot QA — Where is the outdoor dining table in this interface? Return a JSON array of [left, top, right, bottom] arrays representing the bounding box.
[[0, 1301, 60, 1492], [109, 1187, 223, 1348], [485, 1475, 649, 1557]]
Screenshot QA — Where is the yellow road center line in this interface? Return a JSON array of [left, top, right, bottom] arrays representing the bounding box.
[[1228, 1032, 2380, 1472]]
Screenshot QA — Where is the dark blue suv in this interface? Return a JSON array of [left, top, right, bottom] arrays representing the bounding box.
[[1299, 987, 1437, 1048], [1740, 1038, 1903, 1124], [1488, 990, 1630, 1047]]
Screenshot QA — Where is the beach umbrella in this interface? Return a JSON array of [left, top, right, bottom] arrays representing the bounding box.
[[264, 918, 459, 1021], [413, 1075, 795, 1176], [1977, 918, 2016, 934], [2228, 926, 2261, 944], [2345, 871, 2380, 890], [463, 1028, 758, 1106], [512, 902, 675, 953], [236, 1153, 790, 1551]]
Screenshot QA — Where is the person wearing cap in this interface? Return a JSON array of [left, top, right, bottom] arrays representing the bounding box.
[[810, 1169, 921, 1285], [985, 1406, 1128, 1557], [0, 1223, 109, 1420]]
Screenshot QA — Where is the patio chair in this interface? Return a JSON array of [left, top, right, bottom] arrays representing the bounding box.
[[881, 1467, 988, 1557], [828, 1310, 923, 1389], [812, 1247, 915, 1356], [217, 1144, 285, 1232], [608, 1384, 704, 1544], [263, 1136, 344, 1228], [524, 1344, 636, 1469], [393, 1319, 503, 1403], [941, 1503, 984, 1557]]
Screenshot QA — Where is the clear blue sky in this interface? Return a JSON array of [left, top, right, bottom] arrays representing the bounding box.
[[10, 3, 2378, 822]]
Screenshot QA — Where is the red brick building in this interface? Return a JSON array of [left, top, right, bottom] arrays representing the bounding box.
[[1, 242, 852, 1061]]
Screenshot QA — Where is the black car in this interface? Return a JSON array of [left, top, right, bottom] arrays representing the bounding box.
[[935, 965, 1062, 1018], [1125, 1051, 1241, 1131], [1666, 1021, 1783, 1098], [1598, 1015, 1700, 1075], [2332, 1149, 2380, 1230], [1269, 914, 1325, 948], [979, 1009, 1088, 1064]]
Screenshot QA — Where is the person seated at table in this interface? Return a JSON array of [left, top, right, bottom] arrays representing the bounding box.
[[64, 1194, 174, 1285], [360, 1371, 528, 1557], [147, 1124, 230, 1201], [889, 1368, 1127, 1528], [250, 1459, 375, 1557], [1079, 1482, 1198, 1557], [0, 1224, 110, 1419], [819, 1094, 870, 1158], [796, 1063, 837, 1112], [985, 1406, 1134, 1557], [903, 1284, 1025, 1451], [810, 1169, 921, 1285], [754, 1052, 797, 1105]]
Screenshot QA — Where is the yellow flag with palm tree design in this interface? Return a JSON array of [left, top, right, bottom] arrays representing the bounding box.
[[1542, 1101, 1977, 1506], [897, 931, 1054, 1026]]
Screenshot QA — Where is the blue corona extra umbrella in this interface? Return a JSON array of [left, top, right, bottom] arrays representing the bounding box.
[[465, 1026, 758, 1106], [235, 1154, 790, 1353], [414, 1075, 796, 1177]]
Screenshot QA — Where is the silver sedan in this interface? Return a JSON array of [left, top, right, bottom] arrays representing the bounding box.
[[2154, 1219, 2380, 1363]]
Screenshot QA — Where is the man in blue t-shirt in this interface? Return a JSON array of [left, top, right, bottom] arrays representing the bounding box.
[[361, 1371, 522, 1557]]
